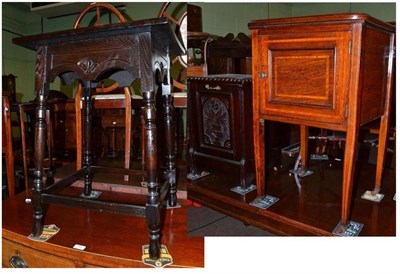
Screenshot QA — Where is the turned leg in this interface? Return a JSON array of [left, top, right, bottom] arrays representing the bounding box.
[[141, 107, 146, 184], [164, 94, 177, 207], [82, 84, 93, 196], [143, 91, 160, 260], [32, 95, 48, 237]]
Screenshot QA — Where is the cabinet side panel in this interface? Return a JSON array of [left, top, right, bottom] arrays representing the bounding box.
[[359, 26, 392, 125]]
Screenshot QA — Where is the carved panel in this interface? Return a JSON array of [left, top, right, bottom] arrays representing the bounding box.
[[77, 58, 99, 74], [202, 97, 231, 148]]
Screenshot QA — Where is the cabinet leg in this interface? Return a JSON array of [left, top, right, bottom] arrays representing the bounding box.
[[361, 115, 390, 203], [372, 34, 395, 195], [374, 113, 390, 193], [300, 125, 309, 170], [331, 125, 364, 236], [289, 125, 313, 178], [143, 91, 160, 259], [254, 118, 265, 196], [341, 126, 358, 226]]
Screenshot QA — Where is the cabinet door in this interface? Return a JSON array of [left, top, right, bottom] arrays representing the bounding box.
[[256, 28, 351, 126]]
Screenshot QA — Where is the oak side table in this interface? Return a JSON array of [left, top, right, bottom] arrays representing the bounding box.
[[13, 17, 184, 259]]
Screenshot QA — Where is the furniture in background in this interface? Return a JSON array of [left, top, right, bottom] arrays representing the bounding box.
[[75, 84, 143, 181], [13, 2, 183, 260], [2, 96, 15, 198], [2, 74, 23, 153], [188, 75, 255, 191], [249, 13, 395, 235], [2, 74, 17, 103], [158, 3, 210, 150], [74, 8, 143, 176], [206, 33, 252, 75], [2, 77, 21, 197], [187, 3, 212, 77], [51, 99, 76, 158]]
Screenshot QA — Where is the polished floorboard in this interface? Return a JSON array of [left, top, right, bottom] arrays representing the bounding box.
[[187, 144, 396, 236], [2, 187, 204, 268]]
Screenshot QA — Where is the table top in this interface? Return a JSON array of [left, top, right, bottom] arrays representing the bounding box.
[[13, 17, 184, 56]]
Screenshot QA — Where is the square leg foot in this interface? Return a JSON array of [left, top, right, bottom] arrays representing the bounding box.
[[361, 190, 384, 203], [80, 190, 102, 199], [332, 221, 364, 236], [142, 244, 173, 268], [249, 195, 279, 209], [289, 168, 313, 177], [231, 184, 257, 195], [187, 171, 210, 180]]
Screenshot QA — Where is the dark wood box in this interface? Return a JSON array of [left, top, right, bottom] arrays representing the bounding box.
[[188, 74, 254, 188]]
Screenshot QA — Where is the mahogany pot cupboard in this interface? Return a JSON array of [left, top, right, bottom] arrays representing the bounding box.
[[249, 13, 395, 234]]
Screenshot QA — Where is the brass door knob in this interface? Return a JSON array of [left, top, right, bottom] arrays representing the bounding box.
[[258, 72, 267, 79]]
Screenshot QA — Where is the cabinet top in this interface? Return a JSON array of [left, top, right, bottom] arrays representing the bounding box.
[[248, 13, 395, 32], [13, 17, 184, 55]]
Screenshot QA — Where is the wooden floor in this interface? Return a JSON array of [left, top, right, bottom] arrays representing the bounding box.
[[188, 144, 396, 236], [54, 158, 188, 200], [2, 187, 204, 268], [54, 152, 189, 192]]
